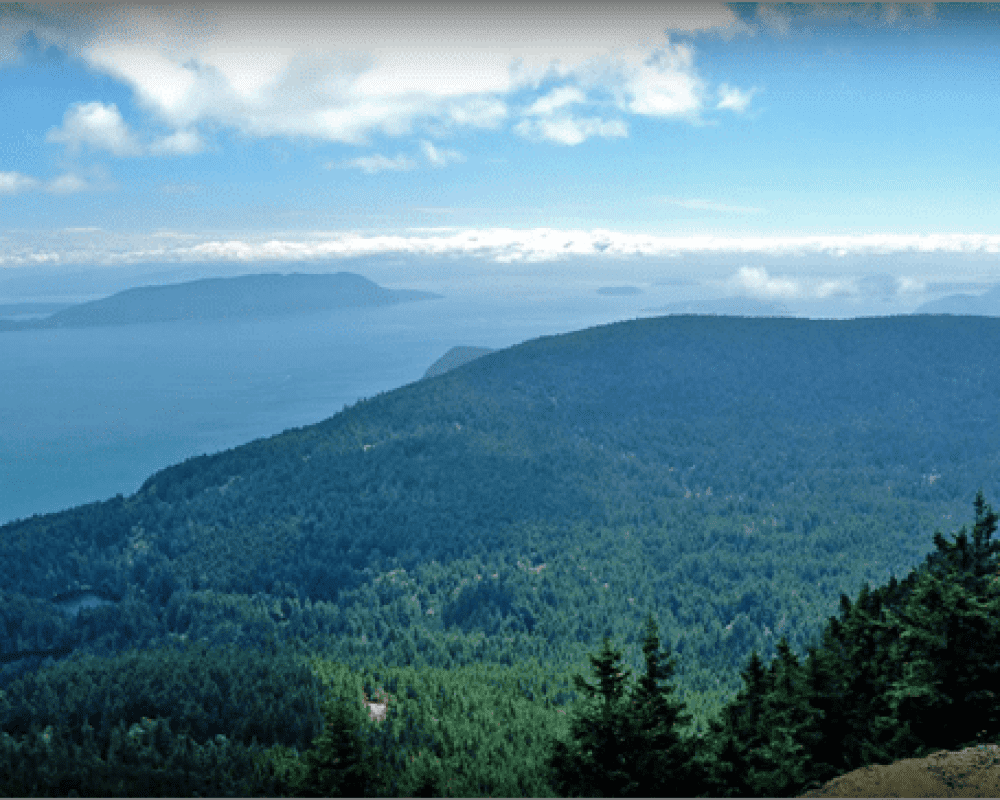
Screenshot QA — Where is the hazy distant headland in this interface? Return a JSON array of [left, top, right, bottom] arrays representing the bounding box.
[[912, 284, 1000, 316], [0, 272, 442, 331], [597, 285, 643, 296], [642, 295, 792, 317], [0, 302, 74, 320]]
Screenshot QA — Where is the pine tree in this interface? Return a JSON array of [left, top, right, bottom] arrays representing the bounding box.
[[694, 647, 776, 797], [623, 613, 705, 797], [548, 636, 635, 797], [293, 694, 379, 797], [745, 636, 826, 797], [818, 582, 918, 766], [882, 494, 1000, 753]]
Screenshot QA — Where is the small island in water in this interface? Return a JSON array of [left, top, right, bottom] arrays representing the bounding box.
[[0, 272, 442, 331]]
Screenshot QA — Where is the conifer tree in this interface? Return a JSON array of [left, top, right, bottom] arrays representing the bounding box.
[[623, 613, 705, 797], [293, 694, 379, 797], [881, 494, 1000, 752], [744, 636, 825, 797], [548, 636, 635, 797]]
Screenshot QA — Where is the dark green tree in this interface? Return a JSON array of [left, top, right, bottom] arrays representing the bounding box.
[[292, 694, 380, 797], [623, 612, 706, 797], [882, 494, 1000, 752], [548, 636, 635, 796], [704, 648, 770, 797], [743, 636, 827, 797]]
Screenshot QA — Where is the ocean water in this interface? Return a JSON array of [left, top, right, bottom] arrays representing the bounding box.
[[1, 280, 696, 525]]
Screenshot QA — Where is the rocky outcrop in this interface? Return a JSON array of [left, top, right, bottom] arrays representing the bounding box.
[[797, 743, 1000, 798]]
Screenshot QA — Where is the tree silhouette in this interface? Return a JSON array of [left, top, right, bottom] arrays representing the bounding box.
[[883, 490, 1000, 752], [623, 613, 706, 797], [548, 636, 635, 796], [293, 694, 379, 797]]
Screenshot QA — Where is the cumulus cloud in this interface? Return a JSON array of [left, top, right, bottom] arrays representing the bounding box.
[[46, 101, 143, 157], [420, 140, 464, 167], [624, 43, 704, 117], [46, 172, 90, 194], [716, 84, 758, 113], [0, 170, 91, 194], [45, 100, 203, 158], [148, 128, 205, 156], [15, 3, 760, 149], [728, 266, 801, 299], [336, 153, 418, 174], [442, 97, 507, 129], [0, 171, 42, 194], [514, 84, 628, 145], [514, 116, 628, 146], [524, 86, 588, 116]]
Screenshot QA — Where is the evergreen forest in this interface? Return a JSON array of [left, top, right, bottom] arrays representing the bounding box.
[[2, 313, 1000, 796]]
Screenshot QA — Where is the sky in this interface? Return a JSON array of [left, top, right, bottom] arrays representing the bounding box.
[[3, 2, 1000, 311]]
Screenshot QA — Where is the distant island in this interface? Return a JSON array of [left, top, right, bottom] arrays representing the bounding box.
[[642, 295, 791, 317], [597, 286, 643, 296], [0, 302, 74, 320], [423, 345, 497, 379], [912, 284, 1000, 316], [0, 272, 442, 331]]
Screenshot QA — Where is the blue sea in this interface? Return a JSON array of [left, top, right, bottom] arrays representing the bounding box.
[[1, 278, 704, 525]]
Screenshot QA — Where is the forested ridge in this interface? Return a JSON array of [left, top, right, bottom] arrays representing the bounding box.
[[2, 313, 999, 796]]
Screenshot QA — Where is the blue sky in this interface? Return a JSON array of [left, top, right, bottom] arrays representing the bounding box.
[[3, 2, 1000, 309]]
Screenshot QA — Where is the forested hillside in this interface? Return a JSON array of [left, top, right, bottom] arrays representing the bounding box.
[[2, 313, 1000, 795]]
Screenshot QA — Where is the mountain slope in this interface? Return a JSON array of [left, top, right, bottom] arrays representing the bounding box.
[[0, 271, 441, 330], [2, 314, 1000, 732]]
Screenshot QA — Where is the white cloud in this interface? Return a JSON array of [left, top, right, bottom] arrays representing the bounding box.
[[15, 3, 758, 148], [728, 266, 801, 299], [0, 170, 92, 195], [897, 275, 928, 294], [514, 84, 626, 146], [149, 128, 205, 156], [420, 140, 464, 167], [46, 101, 143, 157], [514, 116, 628, 146], [8, 229, 1000, 269], [814, 278, 857, 298], [524, 86, 588, 116], [148, 231, 1000, 265], [46, 173, 90, 194], [624, 43, 704, 117], [443, 97, 508, 129], [45, 100, 207, 158], [336, 153, 418, 174], [716, 84, 758, 113], [0, 171, 41, 194]]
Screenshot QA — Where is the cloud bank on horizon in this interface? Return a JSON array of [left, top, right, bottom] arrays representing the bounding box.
[[3, 2, 1000, 308]]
